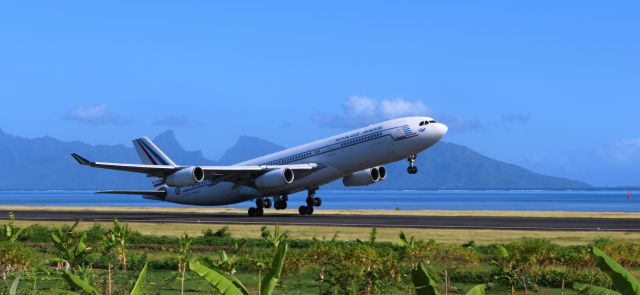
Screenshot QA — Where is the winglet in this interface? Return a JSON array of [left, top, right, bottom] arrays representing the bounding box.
[[70, 153, 91, 165]]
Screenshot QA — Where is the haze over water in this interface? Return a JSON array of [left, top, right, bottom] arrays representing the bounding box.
[[0, 190, 638, 212]]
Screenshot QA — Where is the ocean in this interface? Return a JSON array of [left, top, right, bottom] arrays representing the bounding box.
[[0, 190, 638, 212]]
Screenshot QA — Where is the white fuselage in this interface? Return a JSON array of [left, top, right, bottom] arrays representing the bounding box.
[[160, 116, 447, 205]]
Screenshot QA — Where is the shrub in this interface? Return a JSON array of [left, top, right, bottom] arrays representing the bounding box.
[[0, 241, 37, 278], [202, 226, 232, 238]]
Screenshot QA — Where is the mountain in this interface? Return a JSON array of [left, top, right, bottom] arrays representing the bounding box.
[[0, 129, 212, 189], [0, 129, 590, 190], [153, 130, 217, 166], [0, 129, 145, 189], [370, 142, 590, 189], [218, 136, 285, 164]]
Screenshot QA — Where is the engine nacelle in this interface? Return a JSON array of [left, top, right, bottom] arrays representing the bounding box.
[[165, 166, 205, 187], [255, 168, 295, 188], [343, 166, 386, 187], [377, 166, 387, 180]]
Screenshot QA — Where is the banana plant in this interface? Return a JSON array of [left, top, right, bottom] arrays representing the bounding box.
[[572, 247, 640, 295], [412, 262, 486, 295], [190, 241, 288, 295], [98, 228, 117, 295], [0, 274, 21, 295], [189, 260, 248, 295], [260, 225, 288, 248], [2, 212, 32, 242], [50, 221, 90, 272], [53, 262, 148, 295], [399, 232, 424, 269], [111, 219, 131, 271], [214, 250, 238, 275], [177, 233, 193, 295], [261, 242, 288, 295]]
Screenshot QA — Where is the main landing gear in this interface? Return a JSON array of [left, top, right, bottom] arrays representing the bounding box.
[[247, 189, 322, 217], [248, 195, 288, 216], [407, 154, 418, 174], [274, 195, 288, 210], [299, 189, 322, 216], [248, 197, 267, 217]]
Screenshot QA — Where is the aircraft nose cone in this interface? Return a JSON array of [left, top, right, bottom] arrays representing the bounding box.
[[423, 122, 447, 144], [433, 123, 448, 140]]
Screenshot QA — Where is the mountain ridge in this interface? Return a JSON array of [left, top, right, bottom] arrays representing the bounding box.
[[0, 128, 591, 190]]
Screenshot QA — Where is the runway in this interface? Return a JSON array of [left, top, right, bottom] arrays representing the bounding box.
[[2, 209, 640, 231]]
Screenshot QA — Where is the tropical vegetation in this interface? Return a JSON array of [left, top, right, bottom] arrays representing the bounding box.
[[0, 212, 639, 294]]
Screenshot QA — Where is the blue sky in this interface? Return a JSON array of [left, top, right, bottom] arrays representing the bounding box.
[[0, 1, 638, 186]]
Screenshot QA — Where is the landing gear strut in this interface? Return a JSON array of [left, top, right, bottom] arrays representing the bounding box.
[[299, 188, 322, 216], [407, 154, 418, 174]]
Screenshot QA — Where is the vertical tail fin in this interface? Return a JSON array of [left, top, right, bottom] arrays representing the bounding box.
[[132, 137, 176, 166]]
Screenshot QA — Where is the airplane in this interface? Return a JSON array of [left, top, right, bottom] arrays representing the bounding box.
[[71, 116, 447, 216]]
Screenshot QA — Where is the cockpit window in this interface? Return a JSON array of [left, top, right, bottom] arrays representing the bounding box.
[[419, 121, 424, 126], [429, 120, 436, 123]]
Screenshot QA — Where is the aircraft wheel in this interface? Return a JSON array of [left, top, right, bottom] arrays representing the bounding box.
[[306, 196, 314, 207], [248, 207, 257, 217], [313, 197, 322, 207], [256, 208, 264, 216], [280, 201, 287, 210], [263, 198, 272, 209], [407, 166, 418, 174], [298, 205, 307, 215], [256, 198, 264, 208], [306, 206, 314, 215]]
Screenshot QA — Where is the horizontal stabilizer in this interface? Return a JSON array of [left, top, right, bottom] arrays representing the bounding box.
[[97, 190, 167, 198]]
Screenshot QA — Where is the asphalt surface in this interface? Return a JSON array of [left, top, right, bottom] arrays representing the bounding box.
[[2, 209, 640, 231]]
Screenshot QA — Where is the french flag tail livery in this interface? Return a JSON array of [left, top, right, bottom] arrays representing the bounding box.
[[132, 137, 177, 167]]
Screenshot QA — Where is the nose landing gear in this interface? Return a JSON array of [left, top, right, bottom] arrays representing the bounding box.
[[407, 154, 418, 174], [299, 188, 322, 216]]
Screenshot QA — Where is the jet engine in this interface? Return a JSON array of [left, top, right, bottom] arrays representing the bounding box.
[[343, 166, 386, 187], [165, 166, 205, 187], [255, 168, 295, 188]]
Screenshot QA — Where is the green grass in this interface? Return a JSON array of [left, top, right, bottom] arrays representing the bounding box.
[[14, 219, 640, 246]]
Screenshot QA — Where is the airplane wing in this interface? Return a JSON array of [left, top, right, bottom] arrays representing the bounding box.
[[71, 153, 317, 179]]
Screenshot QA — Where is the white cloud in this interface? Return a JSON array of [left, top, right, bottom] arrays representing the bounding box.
[[313, 96, 430, 128], [342, 96, 378, 118], [379, 98, 429, 119], [62, 104, 129, 126]]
